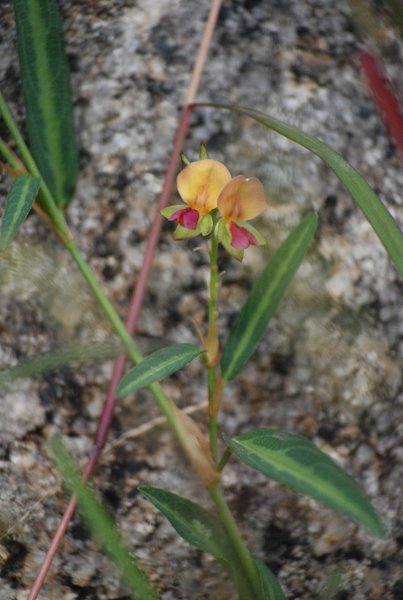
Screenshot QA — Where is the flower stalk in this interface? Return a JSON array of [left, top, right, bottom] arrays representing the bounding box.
[[206, 211, 222, 462]]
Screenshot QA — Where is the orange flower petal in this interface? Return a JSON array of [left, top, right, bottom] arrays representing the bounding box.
[[177, 159, 232, 215], [217, 175, 267, 222]]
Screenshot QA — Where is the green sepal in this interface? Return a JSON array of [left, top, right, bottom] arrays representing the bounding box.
[[160, 204, 186, 219], [180, 152, 191, 165], [173, 224, 201, 240], [238, 221, 266, 246], [198, 143, 209, 160], [199, 213, 213, 236], [216, 219, 243, 261], [216, 218, 226, 241]]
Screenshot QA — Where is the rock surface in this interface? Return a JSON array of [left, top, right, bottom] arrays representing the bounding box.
[[0, 0, 402, 598]]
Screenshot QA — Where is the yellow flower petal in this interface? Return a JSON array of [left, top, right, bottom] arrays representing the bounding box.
[[177, 159, 232, 215], [217, 175, 267, 222]]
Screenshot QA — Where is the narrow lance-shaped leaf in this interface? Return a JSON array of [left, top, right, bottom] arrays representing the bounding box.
[[51, 440, 160, 600], [224, 429, 385, 537], [139, 486, 236, 562], [221, 213, 318, 381], [255, 559, 286, 600], [199, 103, 403, 277], [116, 343, 202, 397], [13, 0, 78, 207], [139, 486, 273, 600], [0, 174, 40, 249], [318, 569, 344, 600]]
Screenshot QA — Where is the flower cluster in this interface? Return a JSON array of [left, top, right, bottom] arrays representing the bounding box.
[[161, 157, 267, 260]]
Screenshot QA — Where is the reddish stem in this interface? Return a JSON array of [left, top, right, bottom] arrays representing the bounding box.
[[357, 50, 403, 158], [27, 1, 223, 598]]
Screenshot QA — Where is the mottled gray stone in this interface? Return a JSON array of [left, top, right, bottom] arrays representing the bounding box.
[[0, 0, 402, 598]]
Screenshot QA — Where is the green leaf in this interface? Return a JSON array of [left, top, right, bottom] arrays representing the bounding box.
[[0, 174, 40, 248], [139, 486, 235, 563], [221, 213, 317, 381], [224, 429, 385, 537], [255, 559, 286, 600], [199, 103, 403, 277], [52, 440, 160, 600], [140, 486, 264, 599], [116, 343, 202, 397], [13, 0, 78, 207]]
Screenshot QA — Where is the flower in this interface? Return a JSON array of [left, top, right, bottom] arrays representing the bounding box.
[[216, 175, 267, 260], [161, 153, 268, 260], [161, 159, 231, 240]]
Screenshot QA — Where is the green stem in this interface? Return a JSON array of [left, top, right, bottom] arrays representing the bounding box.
[[205, 228, 261, 596], [66, 239, 180, 435], [207, 214, 219, 326], [208, 413, 218, 462], [208, 482, 262, 599], [0, 91, 69, 241], [0, 137, 20, 169], [207, 213, 221, 461]]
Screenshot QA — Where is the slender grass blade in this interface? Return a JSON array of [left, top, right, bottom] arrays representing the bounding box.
[[52, 440, 160, 600]]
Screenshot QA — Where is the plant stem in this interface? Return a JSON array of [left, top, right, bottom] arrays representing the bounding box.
[[208, 411, 218, 462], [206, 221, 260, 598], [207, 216, 219, 327], [66, 239, 180, 435], [208, 482, 262, 599], [206, 215, 222, 461], [0, 137, 23, 170], [66, 239, 217, 485]]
